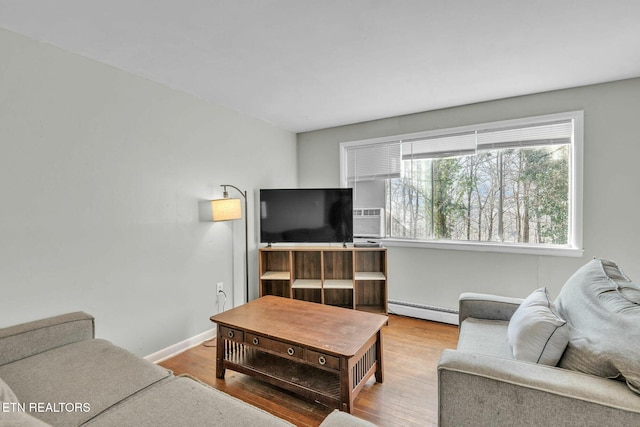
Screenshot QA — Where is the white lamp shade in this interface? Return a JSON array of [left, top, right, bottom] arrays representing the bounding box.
[[211, 198, 242, 221]]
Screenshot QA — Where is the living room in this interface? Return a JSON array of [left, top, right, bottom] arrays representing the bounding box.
[[1, 2, 640, 426]]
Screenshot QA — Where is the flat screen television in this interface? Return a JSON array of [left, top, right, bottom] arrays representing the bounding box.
[[260, 188, 353, 244]]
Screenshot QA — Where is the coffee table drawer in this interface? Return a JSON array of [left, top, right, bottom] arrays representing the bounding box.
[[220, 326, 244, 343], [246, 332, 305, 360], [307, 350, 340, 370]]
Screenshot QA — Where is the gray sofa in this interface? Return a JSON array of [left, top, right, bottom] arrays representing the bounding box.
[[0, 311, 374, 426], [438, 258, 640, 426]]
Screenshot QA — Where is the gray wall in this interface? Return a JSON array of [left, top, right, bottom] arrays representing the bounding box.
[[298, 78, 640, 310], [0, 28, 297, 356]]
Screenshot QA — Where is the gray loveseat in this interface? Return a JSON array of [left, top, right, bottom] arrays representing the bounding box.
[[0, 311, 374, 426], [438, 258, 640, 426]]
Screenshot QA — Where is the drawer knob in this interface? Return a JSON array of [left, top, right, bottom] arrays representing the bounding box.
[[318, 356, 326, 366], [287, 347, 295, 356], [252, 337, 259, 345], [228, 331, 234, 338]]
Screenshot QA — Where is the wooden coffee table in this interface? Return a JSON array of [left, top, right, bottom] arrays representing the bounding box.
[[210, 296, 388, 413]]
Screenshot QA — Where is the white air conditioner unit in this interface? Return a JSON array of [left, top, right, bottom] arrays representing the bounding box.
[[353, 208, 385, 238]]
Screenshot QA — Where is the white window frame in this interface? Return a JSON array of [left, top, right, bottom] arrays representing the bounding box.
[[340, 111, 584, 257]]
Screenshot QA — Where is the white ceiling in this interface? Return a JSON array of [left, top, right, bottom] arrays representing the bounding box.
[[1, 1, 639, 133]]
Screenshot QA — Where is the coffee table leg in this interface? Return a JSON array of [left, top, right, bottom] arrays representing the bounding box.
[[340, 359, 353, 413], [375, 330, 384, 383], [215, 326, 226, 379]]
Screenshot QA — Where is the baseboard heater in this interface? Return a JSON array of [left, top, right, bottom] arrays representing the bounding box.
[[388, 300, 459, 325]]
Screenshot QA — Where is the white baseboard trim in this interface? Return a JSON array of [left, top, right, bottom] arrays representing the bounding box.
[[145, 327, 216, 364], [388, 300, 459, 325]]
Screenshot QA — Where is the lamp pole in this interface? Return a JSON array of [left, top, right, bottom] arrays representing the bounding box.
[[221, 185, 249, 303]]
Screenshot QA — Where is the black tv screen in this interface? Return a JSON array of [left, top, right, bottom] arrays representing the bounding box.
[[260, 188, 353, 244]]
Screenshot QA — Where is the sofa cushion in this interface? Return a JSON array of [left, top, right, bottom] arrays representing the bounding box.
[[507, 287, 569, 366], [457, 318, 513, 360], [0, 339, 171, 426], [83, 376, 292, 427], [555, 258, 640, 394], [1, 377, 51, 426]]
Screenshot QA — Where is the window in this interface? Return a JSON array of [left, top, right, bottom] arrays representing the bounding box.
[[341, 111, 583, 256]]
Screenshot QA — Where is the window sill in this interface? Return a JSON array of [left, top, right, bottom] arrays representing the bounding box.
[[376, 238, 584, 257]]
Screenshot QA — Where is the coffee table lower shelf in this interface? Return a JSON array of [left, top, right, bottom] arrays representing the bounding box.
[[223, 345, 342, 406]]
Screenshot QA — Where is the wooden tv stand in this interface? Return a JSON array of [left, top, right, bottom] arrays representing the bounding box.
[[258, 246, 388, 315], [210, 296, 388, 412]]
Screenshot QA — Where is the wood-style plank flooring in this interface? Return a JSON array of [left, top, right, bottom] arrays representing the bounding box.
[[159, 315, 459, 427]]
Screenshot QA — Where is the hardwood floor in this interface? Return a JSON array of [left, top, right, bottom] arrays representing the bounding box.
[[159, 315, 459, 427]]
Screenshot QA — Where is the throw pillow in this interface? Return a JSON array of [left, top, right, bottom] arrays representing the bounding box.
[[507, 287, 569, 365], [555, 258, 640, 395], [0, 377, 51, 426], [0, 376, 19, 403]]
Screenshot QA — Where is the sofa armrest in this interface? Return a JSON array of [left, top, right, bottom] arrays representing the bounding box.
[[438, 349, 640, 427], [0, 312, 94, 366], [458, 292, 522, 324]]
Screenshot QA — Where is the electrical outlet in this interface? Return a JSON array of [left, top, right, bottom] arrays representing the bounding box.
[[216, 282, 224, 294]]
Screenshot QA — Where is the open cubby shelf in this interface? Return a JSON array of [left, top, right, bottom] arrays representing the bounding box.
[[259, 246, 387, 315]]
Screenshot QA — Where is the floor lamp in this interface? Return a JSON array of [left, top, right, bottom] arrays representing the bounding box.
[[211, 184, 249, 304]]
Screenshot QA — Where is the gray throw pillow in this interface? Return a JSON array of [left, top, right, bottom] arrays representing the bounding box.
[[0, 377, 51, 426], [0, 376, 19, 403], [555, 258, 640, 395], [507, 287, 569, 365]]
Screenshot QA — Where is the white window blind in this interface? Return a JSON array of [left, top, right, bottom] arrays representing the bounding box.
[[399, 119, 573, 159], [401, 131, 477, 160], [346, 142, 401, 181], [476, 119, 573, 150], [345, 119, 574, 180]]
